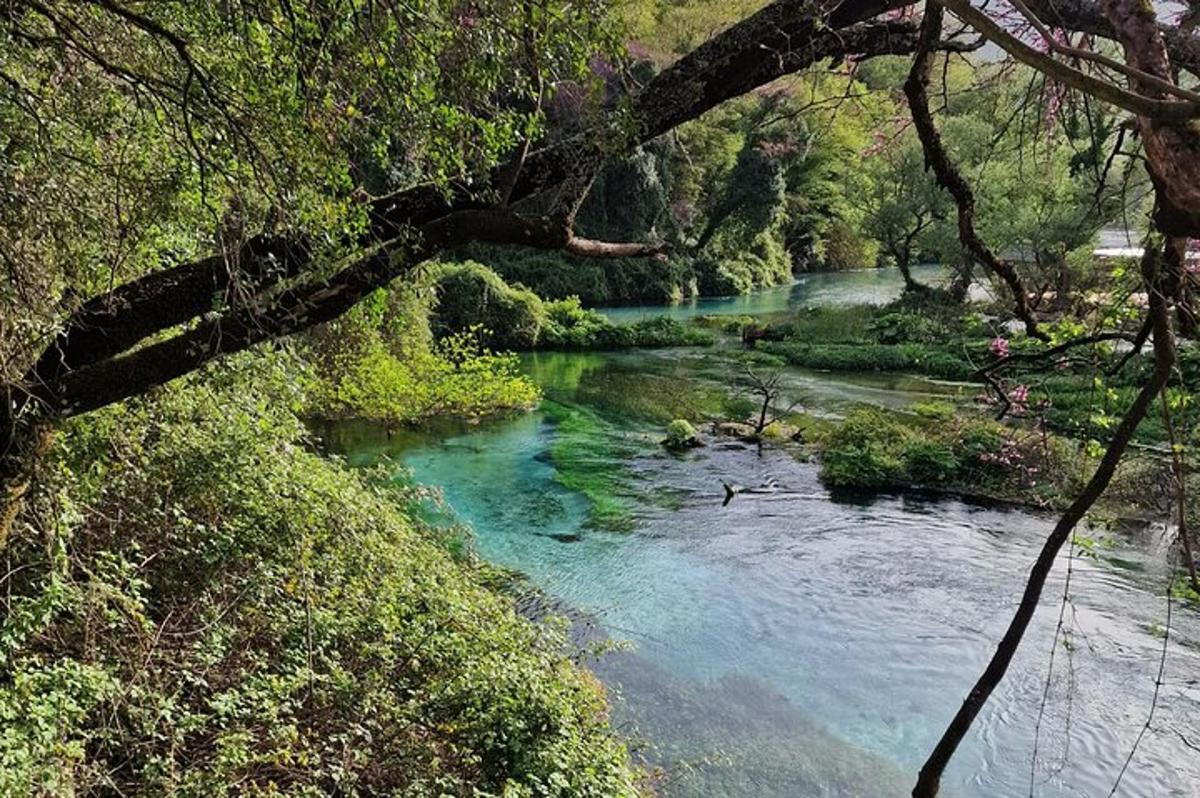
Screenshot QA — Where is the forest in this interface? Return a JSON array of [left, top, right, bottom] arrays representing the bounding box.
[[2, 1, 1199, 796]]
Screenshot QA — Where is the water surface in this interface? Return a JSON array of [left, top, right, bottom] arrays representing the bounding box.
[[324, 295, 1199, 797], [600, 264, 986, 323]]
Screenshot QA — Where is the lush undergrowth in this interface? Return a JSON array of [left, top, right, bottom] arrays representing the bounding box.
[[816, 406, 1088, 507], [449, 243, 794, 308], [305, 285, 541, 425], [759, 295, 1200, 446], [432, 261, 714, 351], [0, 355, 643, 797]]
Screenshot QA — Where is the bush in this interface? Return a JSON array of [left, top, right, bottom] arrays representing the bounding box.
[[820, 219, 880, 271], [902, 439, 961, 484], [1, 356, 642, 797], [760, 341, 974, 379], [541, 299, 714, 350], [910, 401, 956, 420], [432, 260, 547, 349], [958, 418, 1007, 467], [819, 409, 912, 488], [454, 243, 698, 305], [308, 329, 540, 423], [664, 418, 700, 449], [870, 311, 936, 344]]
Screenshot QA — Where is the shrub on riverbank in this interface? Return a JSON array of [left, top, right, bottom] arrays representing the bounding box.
[[0, 356, 643, 797], [432, 262, 714, 351], [305, 285, 540, 425], [451, 243, 699, 305], [817, 407, 1087, 505], [761, 340, 977, 380]]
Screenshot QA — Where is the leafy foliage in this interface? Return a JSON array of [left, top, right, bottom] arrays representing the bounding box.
[[305, 284, 540, 424], [0, 355, 642, 796]]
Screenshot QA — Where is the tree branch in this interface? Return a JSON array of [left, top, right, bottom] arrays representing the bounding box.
[[904, 5, 1046, 340], [912, 235, 1183, 797]]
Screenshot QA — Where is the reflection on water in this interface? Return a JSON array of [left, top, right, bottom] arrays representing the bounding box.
[[322, 331, 1199, 798], [601, 264, 989, 323]]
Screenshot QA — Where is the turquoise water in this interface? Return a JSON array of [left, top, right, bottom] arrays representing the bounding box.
[[600, 263, 984, 323], [321, 290, 1200, 796]]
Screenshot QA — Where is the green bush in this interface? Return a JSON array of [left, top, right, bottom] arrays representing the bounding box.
[[910, 401, 956, 420], [1, 356, 641, 797], [820, 219, 879, 271], [432, 260, 547, 350], [541, 299, 713, 350], [664, 418, 700, 449], [308, 328, 540, 423], [902, 439, 961, 484], [869, 311, 936, 344], [819, 409, 912, 488], [958, 418, 1007, 467], [453, 243, 698, 305], [760, 340, 973, 379]]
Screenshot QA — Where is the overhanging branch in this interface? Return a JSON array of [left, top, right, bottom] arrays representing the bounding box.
[[904, 5, 1046, 340]]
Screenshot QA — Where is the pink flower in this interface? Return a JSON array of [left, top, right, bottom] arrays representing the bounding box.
[[1009, 384, 1029, 404], [990, 337, 1010, 357]]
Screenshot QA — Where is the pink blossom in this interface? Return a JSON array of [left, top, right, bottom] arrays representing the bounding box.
[[1009, 384, 1029, 404], [990, 337, 1010, 357]]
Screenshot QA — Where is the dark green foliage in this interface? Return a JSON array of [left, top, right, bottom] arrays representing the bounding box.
[[454, 243, 699, 305], [819, 409, 911, 488], [816, 406, 1089, 507], [1, 356, 642, 796], [760, 341, 976, 380], [429, 263, 714, 351], [433, 261, 547, 350], [903, 439, 961, 484]]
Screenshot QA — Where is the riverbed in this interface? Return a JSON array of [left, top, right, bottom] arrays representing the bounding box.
[[321, 272, 1200, 797]]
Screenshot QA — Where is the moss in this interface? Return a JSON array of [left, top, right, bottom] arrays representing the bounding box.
[[664, 418, 700, 449], [544, 402, 637, 532]]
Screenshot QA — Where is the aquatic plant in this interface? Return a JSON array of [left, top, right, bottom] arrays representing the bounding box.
[[664, 418, 701, 449]]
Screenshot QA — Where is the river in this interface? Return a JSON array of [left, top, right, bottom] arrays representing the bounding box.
[[320, 270, 1200, 797]]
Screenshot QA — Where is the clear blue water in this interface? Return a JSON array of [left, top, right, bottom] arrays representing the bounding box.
[[600, 264, 987, 323], [322, 276, 1200, 797]]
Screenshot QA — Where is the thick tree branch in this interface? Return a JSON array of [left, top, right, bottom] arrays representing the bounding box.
[[26, 9, 935, 388], [904, 5, 1046, 340]]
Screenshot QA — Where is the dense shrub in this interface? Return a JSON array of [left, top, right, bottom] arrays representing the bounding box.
[[819, 409, 911, 488], [305, 285, 541, 424], [903, 439, 961, 484], [1, 356, 642, 797], [760, 341, 974, 379], [453, 243, 698, 305], [433, 260, 548, 350], [309, 329, 540, 423], [819, 219, 880, 271]]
